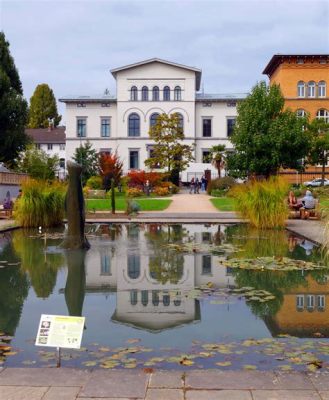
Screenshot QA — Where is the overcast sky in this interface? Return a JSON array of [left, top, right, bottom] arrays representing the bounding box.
[[1, 0, 328, 123]]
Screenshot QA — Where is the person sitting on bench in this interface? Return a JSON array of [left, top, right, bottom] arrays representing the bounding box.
[[301, 190, 316, 210]]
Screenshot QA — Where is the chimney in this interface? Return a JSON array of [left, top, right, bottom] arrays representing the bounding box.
[[48, 118, 54, 131]]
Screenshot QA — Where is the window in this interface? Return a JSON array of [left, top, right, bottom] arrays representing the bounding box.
[[101, 254, 111, 275], [47, 143, 53, 150], [163, 86, 170, 101], [297, 58, 304, 64], [296, 109, 306, 118], [202, 118, 212, 137], [153, 86, 159, 101], [202, 232, 211, 242], [296, 295, 304, 311], [227, 117, 236, 137], [318, 81, 326, 97], [77, 102, 86, 108], [101, 118, 110, 137], [202, 255, 212, 275], [100, 148, 111, 156], [141, 86, 149, 101], [174, 299, 181, 306], [226, 267, 233, 276], [59, 158, 65, 168], [308, 81, 316, 98], [141, 290, 149, 306], [176, 113, 184, 133], [77, 118, 87, 137], [131, 86, 138, 101], [127, 254, 140, 279], [306, 295, 315, 311], [317, 109, 329, 123], [59, 144, 65, 151], [128, 113, 140, 137], [35, 143, 41, 150], [163, 294, 170, 306], [174, 86, 181, 101], [317, 295, 325, 311], [101, 103, 111, 107], [150, 113, 160, 128], [152, 290, 160, 306], [130, 290, 138, 305], [297, 81, 305, 97], [129, 150, 139, 169], [202, 150, 211, 163]]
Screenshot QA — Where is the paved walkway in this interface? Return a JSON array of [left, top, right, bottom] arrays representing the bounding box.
[[163, 191, 218, 213], [0, 368, 329, 400]]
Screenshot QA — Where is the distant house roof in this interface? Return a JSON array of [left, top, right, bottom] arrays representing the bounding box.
[[263, 54, 329, 77], [0, 163, 11, 173], [25, 127, 66, 144], [59, 95, 116, 103], [110, 58, 202, 91]]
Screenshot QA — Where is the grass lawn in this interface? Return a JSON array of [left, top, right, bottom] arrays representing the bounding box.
[[211, 197, 236, 211], [86, 198, 172, 212]]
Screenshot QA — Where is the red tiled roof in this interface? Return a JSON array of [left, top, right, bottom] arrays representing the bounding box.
[[25, 127, 66, 144], [263, 54, 329, 76]]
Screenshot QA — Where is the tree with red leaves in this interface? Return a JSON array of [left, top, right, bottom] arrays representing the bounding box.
[[99, 151, 123, 191]]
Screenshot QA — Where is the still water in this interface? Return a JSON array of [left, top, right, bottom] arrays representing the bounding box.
[[1, 223, 329, 371]]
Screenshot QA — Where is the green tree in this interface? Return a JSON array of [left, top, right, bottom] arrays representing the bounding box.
[[209, 144, 226, 177], [145, 113, 194, 176], [0, 31, 29, 168], [227, 82, 310, 179], [28, 83, 61, 128], [72, 141, 99, 186], [307, 119, 329, 185], [16, 144, 59, 180]]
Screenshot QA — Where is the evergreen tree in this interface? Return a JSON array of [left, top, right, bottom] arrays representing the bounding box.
[[0, 31, 29, 167], [227, 81, 311, 179], [72, 141, 99, 186], [28, 83, 61, 128]]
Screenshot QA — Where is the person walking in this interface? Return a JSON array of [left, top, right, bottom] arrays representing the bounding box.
[[201, 176, 206, 192], [189, 177, 195, 194], [195, 178, 200, 194]]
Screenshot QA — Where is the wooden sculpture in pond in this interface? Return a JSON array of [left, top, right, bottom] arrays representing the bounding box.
[[61, 161, 90, 250]]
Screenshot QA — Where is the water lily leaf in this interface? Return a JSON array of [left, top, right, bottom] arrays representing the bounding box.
[[98, 347, 111, 352], [180, 358, 194, 366], [215, 361, 232, 366], [243, 364, 257, 370], [82, 360, 98, 367], [126, 338, 141, 344]]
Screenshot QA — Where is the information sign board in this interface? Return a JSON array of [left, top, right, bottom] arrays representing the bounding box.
[[35, 314, 85, 349]]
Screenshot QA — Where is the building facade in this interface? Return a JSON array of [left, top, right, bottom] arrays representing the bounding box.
[[263, 54, 329, 121], [60, 58, 247, 178], [25, 126, 66, 179]]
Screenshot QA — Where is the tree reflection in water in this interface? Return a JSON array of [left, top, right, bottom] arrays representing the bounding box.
[[12, 230, 64, 299]]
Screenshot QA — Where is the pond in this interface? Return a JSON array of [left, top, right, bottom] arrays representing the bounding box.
[[1, 223, 329, 371]]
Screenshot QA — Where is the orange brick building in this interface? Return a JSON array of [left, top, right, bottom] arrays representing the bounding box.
[[263, 54, 329, 183]]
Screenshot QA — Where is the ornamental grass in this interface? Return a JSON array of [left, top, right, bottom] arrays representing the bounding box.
[[230, 177, 289, 229], [15, 179, 66, 228]]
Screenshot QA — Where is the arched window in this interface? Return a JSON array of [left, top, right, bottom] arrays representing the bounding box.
[[128, 113, 140, 137], [141, 290, 148, 306], [319, 81, 326, 97], [317, 109, 329, 123], [176, 113, 184, 133], [150, 113, 160, 128], [163, 294, 170, 306], [163, 86, 170, 101], [130, 290, 138, 305], [152, 290, 160, 306], [297, 81, 305, 97], [296, 109, 306, 118], [174, 86, 181, 101], [308, 81, 316, 98], [131, 86, 138, 101], [152, 86, 159, 101], [127, 254, 140, 279], [141, 86, 149, 101]]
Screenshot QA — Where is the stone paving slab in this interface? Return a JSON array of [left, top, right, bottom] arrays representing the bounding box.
[[145, 388, 183, 400], [148, 371, 183, 388], [186, 389, 252, 399], [43, 386, 81, 400], [0, 368, 90, 387], [79, 370, 148, 399], [251, 390, 321, 400], [309, 373, 329, 390], [0, 386, 48, 400]]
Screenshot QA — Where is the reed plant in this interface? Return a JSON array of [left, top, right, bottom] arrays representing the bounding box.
[[15, 179, 66, 228], [230, 177, 289, 229]]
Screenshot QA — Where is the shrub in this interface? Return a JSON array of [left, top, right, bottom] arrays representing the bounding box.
[[211, 189, 227, 197], [230, 177, 289, 229], [127, 170, 166, 188], [126, 199, 140, 215], [15, 179, 66, 227], [86, 175, 102, 189], [207, 176, 236, 195], [158, 181, 179, 194], [126, 187, 144, 197], [153, 186, 170, 196]]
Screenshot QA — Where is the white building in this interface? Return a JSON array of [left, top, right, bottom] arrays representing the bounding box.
[[60, 58, 247, 179]]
